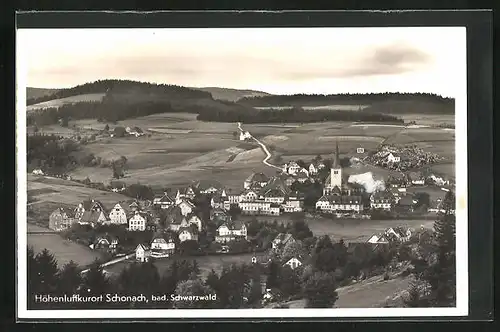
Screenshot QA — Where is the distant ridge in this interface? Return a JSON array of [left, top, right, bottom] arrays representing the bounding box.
[[27, 87, 59, 100], [194, 87, 271, 102]]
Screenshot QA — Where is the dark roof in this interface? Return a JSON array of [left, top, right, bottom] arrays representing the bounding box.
[[398, 195, 415, 206], [323, 195, 362, 204], [332, 141, 341, 168], [81, 211, 104, 223], [52, 207, 74, 218], [371, 191, 394, 201]]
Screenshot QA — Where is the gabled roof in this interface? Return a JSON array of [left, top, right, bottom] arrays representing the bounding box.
[[296, 171, 309, 179], [177, 198, 195, 208], [113, 202, 130, 213], [80, 199, 106, 212], [245, 172, 269, 183], [136, 243, 150, 251], [80, 211, 105, 223], [52, 207, 74, 218], [273, 233, 294, 244], [128, 211, 148, 220], [154, 192, 174, 203]]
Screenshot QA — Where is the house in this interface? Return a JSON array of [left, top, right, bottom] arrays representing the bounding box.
[[74, 199, 106, 220], [281, 194, 304, 213], [356, 147, 365, 154], [272, 233, 296, 250], [211, 193, 229, 210], [110, 181, 126, 193], [128, 211, 148, 231], [91, 235, 119, 251], [126, 126, 145, 137], [408, 172, 425, 185], [107, 202, 130, 225], [397, 195, 415, 212], [315, 195, 363, 213], [244, 172, 269, 189], [215, 220, 248, 243], [308, 163, 318, 175], [240, 131, 251, 141], [32, 168, 44, 176], [153, 192, 175, 209], [178, 227, 199, 242], [135, 244, 151, 262], [128, 200, 141, 212], [187, 214, 203, 232], [370, 191, 394, 211], [295, 171, 309, 183], [192, 180, 223, 194], [150, 234, 175, 257], [284, 257, 303, 270], [175, 187, 196, 202], [240, 189, 260, 202], [176, 198, 195, 216], [239, 200, 280, 216], [79, 210, 108, 227], [387, 153, 401, 163], [367, 234, 390, 244], [48, 207, 76, 232], [385, 227, 412, 242], [286, 161, 302, 175]]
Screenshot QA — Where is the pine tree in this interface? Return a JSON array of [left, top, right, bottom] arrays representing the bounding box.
[[79, 260, 111, 308], [404, 279, 423, 307], [34, 249, 59, 295], [27, 246, 39, 308], [302, 271, 338, 308], [57, 261, 82, 295], [266, 261, 280, 289]]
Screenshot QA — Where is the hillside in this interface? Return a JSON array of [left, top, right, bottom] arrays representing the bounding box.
[[195, 87, 270, 102], [27, 87, 59, 100]]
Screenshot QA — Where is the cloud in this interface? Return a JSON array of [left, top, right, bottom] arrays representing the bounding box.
[[277, 43, 433, 81]]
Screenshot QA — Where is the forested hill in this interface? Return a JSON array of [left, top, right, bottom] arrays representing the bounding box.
[[26, 88, 59, 100], [26, 79, 213, 106], [239, 92, 455, 114]]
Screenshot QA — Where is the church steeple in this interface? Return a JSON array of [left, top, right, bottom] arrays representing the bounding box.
[[332, 140, 341, 168]]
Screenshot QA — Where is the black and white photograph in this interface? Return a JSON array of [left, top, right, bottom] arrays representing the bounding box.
[[17, 24, 468, 319]]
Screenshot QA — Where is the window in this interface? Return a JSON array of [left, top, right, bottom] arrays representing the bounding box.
[[334, 170, 339, 175]]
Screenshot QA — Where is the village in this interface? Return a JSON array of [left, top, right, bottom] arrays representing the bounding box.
[[43, 138, 454, 277]]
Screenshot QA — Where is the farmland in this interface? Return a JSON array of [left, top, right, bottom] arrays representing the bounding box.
[[34, 108, 455, 190]]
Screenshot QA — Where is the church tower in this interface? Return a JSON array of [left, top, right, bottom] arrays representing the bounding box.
[[330, 141, 342, 189]]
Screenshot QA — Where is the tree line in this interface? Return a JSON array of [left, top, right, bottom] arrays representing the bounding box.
[[196, 107, 404, 124], [239, 92, 455, 106]]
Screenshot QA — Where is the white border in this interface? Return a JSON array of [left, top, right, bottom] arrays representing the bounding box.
[[16, 27, 468, 320]]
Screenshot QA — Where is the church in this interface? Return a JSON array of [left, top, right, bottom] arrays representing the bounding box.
[[323, 141, 364, 196], [316, 141, 365, 214]]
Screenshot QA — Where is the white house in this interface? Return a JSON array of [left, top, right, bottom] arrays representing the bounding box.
[[367, 234, 390, 244], [215, 220, 247, 243], [187, 214, 203, 232], [315, 195, 363, 213], [308, 163, 318, 175], [128, 211, 148, 231], [150, 235, 175, 257], [239, 200, 280, 216], [385, 227, 412, 242], [240, 131, 251, 141], [284, 257, 303, 270], [32, 168, 44, 175], [153, 192, 175, 209], [177, 199, 195, 216], [286, 162, 302, 175], [135, 244, 151, 262], [356, 147, 365, 154], [108, 202, 129, 225], [179, 228, 199, 242], [282, 198, 303, 213], [387, 153, 401, 163], [370, 192, 394, 211]]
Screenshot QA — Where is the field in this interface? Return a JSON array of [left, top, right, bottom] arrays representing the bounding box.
[[28, 109, 455, 189], [27, 174, 131, 222], [26, 93, 106, 112], [27, 224, 103, 267]]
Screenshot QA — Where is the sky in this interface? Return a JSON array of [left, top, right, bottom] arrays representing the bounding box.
[[18, 27, 466, 98]]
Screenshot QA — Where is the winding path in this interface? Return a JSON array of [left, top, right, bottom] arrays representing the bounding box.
[[237, 122, 283, 172]]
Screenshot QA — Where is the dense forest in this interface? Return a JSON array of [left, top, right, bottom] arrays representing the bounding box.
[[197, 107, 404, 124], [240, 92, 455, 106], [26, 79, 212, 105]]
